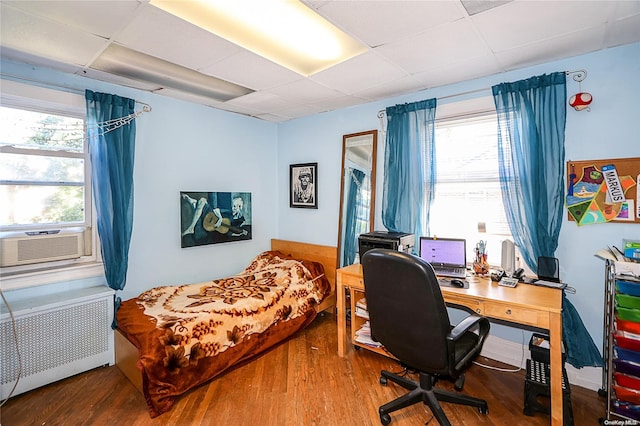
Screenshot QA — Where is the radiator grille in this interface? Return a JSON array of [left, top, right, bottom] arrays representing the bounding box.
[[1, 298, 110, 385]]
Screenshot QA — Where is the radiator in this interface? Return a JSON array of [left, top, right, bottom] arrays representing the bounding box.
[[0, 286, 115, 398]]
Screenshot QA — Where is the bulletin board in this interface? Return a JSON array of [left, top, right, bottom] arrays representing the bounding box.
[[566, 157, 640, 225]]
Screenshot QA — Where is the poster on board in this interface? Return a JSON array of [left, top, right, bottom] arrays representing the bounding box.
[[566, 157, 639, 225]]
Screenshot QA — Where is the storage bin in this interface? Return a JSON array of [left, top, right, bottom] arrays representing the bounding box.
[[618, 281, 640, 297], [616, 306, 640, 323], [617, 293, 640, 309], [615, 359, 640, 377], [614, 383, 640, 405], [616, 346, 640, 364], [616, 316, 640, 335], [612, 400, 640, 421], [615, 372, 640, 390], [615, 333, 640, 352]]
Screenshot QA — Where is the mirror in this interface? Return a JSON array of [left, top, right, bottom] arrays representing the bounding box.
[[337, 130, 378, 268]]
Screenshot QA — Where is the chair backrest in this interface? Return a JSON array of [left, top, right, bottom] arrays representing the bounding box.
[[362, 248, 452, 374]]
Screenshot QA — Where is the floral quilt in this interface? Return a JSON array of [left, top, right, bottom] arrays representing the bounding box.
[[116, 250, 330, 417]]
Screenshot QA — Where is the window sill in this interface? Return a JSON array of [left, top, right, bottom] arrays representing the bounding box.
[[0, 261, 104, 291]]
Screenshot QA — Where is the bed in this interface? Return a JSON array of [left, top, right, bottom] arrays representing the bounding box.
[[114, 239, 337, 418]]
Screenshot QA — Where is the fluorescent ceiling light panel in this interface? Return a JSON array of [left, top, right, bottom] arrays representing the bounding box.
[[149, 0, 368, 76], [91, 44, 253, 101]]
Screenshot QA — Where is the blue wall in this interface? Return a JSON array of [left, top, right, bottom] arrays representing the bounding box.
[[3, 41, 639, 352], [278, 42, 640, 349], [1, 58, 280, 302]]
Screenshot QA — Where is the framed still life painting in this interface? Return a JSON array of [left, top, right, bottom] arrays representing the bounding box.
[[180, 191, 252, 248], [290, 162, 317, 209]]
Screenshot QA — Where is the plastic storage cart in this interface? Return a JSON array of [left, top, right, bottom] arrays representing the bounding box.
[[602, 260, 640, 421]]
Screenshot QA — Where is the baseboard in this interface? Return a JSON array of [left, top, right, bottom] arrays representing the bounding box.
[[480, 334, 603, 392]]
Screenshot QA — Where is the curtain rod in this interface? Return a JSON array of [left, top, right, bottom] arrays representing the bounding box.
[[1, 71, 152, 112], [377, 86, 492, 118]]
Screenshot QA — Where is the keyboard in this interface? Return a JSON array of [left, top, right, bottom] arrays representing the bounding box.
[[434, 267, 466, 278]]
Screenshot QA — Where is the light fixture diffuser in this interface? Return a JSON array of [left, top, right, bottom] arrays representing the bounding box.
[[91, 44, 253, 102], [149, 0, 367, 76]]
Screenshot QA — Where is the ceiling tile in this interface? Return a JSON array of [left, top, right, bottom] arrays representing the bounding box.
[[311, 51, 407, 95], [353, 75, 427, 101], [495, 26, 606, 71], [265, 79, 345, 104], [613, 0, 640, 17], [472, 1, 613, 52], [0, 4, 110, 66], [309, 94, 371, 111], [115, 5, 243, 70], [3, 0, 142, 39], [225, 91, 292, 113], [271, 103, 327, 119], [200, 51, 302, 91], [374, 18, 491, 74], [606, 13, 640, 48], [313, 0, 465, 47], [412, 54, 502, 89], [253, 112, 291, 122]]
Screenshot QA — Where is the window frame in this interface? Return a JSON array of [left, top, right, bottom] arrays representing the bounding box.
[[0, 80, 103, 290]]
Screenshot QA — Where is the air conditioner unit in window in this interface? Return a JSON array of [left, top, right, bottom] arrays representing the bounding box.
[[0, 229, 90, 267]]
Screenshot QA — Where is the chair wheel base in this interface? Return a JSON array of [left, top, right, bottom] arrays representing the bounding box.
[[380, 413, 391, 425]]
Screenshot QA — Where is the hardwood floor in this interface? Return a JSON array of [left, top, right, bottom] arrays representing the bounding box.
[[2, 312, 604, 425]]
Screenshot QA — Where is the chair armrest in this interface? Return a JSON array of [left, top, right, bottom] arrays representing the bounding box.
[[448, 314, 490, 342], [448, 314, 490, 372]]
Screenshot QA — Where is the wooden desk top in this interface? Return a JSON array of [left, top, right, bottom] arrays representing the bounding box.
[[337, 263, 562, 318]]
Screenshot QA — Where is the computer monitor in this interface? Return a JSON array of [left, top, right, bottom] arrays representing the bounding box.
[[537, 256, 560, 283], [419, 237, 467, 278]]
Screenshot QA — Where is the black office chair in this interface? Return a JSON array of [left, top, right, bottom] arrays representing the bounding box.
[[362, 249, 490, 426]]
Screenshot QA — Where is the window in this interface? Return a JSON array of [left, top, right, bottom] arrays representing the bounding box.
[[0, 81, 100, 285], [0, 107, 88, 229], [427, 100, 513, 267]]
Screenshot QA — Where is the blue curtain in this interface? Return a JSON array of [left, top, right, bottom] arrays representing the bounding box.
[[492, 73, 602, 368], [382, 99, 437, 244], [85, 90, 136, 326], [492, 72, 566, 266], [343, 168, 366, 265]]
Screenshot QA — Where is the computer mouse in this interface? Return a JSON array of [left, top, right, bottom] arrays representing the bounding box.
[[451, 279, 465, 288]]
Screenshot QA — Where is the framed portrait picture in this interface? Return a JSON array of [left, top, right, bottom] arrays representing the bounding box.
[[290, 163, 317, 208], [180, 191, 252, 248]]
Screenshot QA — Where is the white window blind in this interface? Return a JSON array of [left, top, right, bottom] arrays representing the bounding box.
[[428, 112, 512, 266]]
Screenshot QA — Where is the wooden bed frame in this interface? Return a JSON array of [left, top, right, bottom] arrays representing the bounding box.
[[115, 239, 337, 394]]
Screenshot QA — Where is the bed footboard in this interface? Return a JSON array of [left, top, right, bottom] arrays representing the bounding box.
[[115, 330, 143, 394]]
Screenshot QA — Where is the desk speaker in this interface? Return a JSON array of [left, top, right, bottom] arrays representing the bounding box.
[[501, 240, 515, 273]]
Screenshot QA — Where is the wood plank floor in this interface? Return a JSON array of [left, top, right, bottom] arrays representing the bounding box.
[[2, 312, 605, 425]]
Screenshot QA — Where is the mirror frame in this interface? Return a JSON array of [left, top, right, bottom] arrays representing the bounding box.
[[336, 129, 378, 268]]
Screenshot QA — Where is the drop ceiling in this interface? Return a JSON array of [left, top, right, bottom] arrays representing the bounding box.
[[1, 0, 639, 122]]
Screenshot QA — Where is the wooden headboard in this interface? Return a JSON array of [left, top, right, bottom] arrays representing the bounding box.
[[271, 239, 337, 313]]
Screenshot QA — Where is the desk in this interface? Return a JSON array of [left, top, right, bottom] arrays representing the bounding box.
[[336, 264, 564, 425]]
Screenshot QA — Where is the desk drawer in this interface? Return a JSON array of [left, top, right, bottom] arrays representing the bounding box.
[[339, 273, 364, 289], [445, 295, 483, 315], [484, 303, 547, 327]]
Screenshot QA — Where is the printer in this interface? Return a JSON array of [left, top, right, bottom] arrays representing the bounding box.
[[358, 231, 415, 260]]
